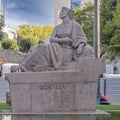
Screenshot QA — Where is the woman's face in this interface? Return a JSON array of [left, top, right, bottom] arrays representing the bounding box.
[[59, 8, 68, 19]]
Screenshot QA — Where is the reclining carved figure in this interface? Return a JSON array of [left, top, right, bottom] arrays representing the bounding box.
[[11, 7, 95, 72]]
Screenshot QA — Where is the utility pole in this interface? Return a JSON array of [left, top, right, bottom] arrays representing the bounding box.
[[94, 0, 100, 58], [94, 0, 101, 104]]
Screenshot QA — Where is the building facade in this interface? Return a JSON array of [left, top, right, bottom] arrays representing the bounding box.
[[0, 0, 17, 40], [2, 25, 17, 40], [0, 0, 4, 20], [54, 0, 94, 26], [81, 0, 93, 7], [54, 0, 70, 26]]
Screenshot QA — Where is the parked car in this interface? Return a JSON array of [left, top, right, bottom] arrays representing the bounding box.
[[100, 94, 111, 105]]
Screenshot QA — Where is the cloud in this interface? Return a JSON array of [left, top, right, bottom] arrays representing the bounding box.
[[5, 9, 54, 30], [6, 2, 17, 9], [5, 0, 54, 28], [5, 11, 28, 29]]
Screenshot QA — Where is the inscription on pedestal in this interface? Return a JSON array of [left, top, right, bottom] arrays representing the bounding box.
[[39, 83, 66, 90]]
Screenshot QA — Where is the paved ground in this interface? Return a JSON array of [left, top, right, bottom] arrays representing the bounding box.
[[0, 77, 9, 102]]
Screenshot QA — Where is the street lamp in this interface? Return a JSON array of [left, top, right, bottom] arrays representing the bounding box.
[[94, 0, 101, 104]]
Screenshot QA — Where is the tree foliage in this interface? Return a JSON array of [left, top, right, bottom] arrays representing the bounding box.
[[1, 38, 19, 51], [19, 37, 38, 53], [74, 0, 120, 60], [0, 17, 4, 41], [74, 3, 94, 45], [43, 25, 54, 38], [17, 24, 54, 43], [100, 0, 117, 45], [17, 24, 54, 52], [108, 44, 120, 60], [111, 1, 120, 43], [100, 0, 120, 60]]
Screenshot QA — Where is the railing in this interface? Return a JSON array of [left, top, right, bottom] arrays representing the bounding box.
[[100, 74, 120, 105]]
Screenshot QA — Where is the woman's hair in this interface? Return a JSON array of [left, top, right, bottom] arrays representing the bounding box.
[[61, 6, 74, 20]]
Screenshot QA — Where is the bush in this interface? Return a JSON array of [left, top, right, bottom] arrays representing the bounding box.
[[38, 39, 45, 44], [0, 42, 3, 49], [0, 18, 4, 41], [0, 32, 3, 41], [19, 37, 38, 53], [1, 38, 19, 51]]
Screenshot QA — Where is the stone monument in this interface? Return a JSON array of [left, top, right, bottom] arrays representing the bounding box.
[[5, 7, 105, 113]]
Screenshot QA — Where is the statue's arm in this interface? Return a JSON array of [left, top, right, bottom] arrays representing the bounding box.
[[50, 27, 72, 44], [50, 37, 72, 44], [72, 23, 88, 57], [72, 23, 87, 49]]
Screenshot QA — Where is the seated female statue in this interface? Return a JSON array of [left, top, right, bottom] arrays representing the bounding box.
[[11, 7, 95, 72]]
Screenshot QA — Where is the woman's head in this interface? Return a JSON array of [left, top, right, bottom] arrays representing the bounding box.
[[59, 7, 74, 20]]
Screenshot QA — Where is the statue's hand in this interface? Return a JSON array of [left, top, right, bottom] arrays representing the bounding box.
[[64, 37, 70, 40], [64, 37, 72, 43], [75, 43, 85, 57], [76, 47, 83, 57]]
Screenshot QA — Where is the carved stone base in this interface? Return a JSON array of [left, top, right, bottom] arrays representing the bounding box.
[[5, 58, 105, 113], [11, 115, 96, 120]]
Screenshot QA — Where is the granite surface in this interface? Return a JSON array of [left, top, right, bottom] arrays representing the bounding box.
[[6, 58, 105, 113]]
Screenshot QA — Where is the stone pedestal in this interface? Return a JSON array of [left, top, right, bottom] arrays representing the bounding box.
[[11, 115, 96, 120], [5, 58, 105, 113]]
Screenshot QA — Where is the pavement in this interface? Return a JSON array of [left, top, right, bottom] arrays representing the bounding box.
[[0, 110, 111, 117], [0, 77, 9, 102]]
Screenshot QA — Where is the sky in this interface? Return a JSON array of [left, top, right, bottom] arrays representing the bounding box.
[[71, 0, 81, 2], [5, 0, 54, 29], [4, 0, 80, 29]]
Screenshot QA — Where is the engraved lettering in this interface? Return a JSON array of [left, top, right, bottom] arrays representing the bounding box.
[[39, 83, 66, 90]]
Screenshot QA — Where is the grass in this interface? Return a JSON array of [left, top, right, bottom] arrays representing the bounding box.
[[0, 103, 120, 111], [96, 105, 120, 110], [0, 102, 11, 111]]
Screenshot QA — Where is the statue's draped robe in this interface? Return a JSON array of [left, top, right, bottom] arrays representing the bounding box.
[[20, 22, 94, 72]]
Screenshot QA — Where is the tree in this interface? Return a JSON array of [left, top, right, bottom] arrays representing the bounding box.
[[74, 3, 94, 45], [0, 17, 4, 41], [110, 0, 120, 43], [107, 1, 120, 60], [74, 1, 120, 60], [100, 0, 117, 45], [100, 0, 120, 60], [17, 24, 54, 52], [43, 25, 54, 38], [1, 38, 19, 51], [17, 24, 54, 43], [19, 37, 38, 53]]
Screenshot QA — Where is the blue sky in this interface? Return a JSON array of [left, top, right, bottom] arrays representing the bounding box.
[[71, 0, 81, 2], [4, 0, 80, 29], [5, 0, 54, 29]]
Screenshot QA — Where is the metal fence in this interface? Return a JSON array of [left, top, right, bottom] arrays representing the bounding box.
[[100, 74, 120, 105]]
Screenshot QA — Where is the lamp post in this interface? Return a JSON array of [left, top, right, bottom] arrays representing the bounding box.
[[94, 0, 100, 58], [94, 0, 101, 104]]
